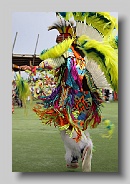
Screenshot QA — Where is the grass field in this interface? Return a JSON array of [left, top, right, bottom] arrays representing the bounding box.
[[12, 101, 118, 172]]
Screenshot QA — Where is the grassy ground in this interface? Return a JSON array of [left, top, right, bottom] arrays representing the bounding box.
[[12, 101, 118, 172]]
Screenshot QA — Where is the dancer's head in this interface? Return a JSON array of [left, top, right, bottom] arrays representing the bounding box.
[[48, 19, 76, 43]]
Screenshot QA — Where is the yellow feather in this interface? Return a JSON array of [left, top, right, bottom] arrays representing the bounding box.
[[40, 38, 74, 60], [77, 35, 118, 92]]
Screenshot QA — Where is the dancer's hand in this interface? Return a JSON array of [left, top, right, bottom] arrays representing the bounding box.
[[20, 65, 32, 71]]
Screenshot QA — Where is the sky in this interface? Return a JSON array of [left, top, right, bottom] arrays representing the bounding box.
[[12, 12, 59, 55], [12, 12, 118, 55]]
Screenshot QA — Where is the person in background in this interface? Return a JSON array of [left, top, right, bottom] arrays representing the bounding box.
[[105, 89, 110, 103]]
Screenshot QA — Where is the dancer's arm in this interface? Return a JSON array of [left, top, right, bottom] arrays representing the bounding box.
[[13, 55, 66, 74], [12, 64, 39, 75], [12, 64, 32, 71]]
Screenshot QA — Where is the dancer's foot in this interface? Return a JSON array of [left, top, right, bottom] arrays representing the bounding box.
[[66, 162, 79, 169], [66, 156, 79, 169]]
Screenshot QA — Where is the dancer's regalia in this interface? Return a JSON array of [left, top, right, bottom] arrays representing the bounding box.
[[14, 12, 118, 172]]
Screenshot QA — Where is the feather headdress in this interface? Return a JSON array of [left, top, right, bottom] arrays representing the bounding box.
[[56, 12, 118, 38], [48, 18, 76, 38]]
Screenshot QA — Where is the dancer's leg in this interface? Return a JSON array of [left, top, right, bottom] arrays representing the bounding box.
[[60, 129, 93, 170], [80, 130, 93, 172]]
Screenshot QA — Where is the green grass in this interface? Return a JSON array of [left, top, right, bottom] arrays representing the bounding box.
[[12, 101, 118, 172]]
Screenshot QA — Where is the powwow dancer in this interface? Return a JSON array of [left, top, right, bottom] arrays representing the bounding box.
[[14, 12, 118, 172]]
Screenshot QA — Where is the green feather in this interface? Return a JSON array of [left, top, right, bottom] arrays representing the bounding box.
[[77, 35, 118, 92], [15, 74, 31, 106]]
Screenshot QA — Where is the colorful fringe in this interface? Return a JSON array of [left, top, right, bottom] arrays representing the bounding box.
[[33, 55, 103, 142]]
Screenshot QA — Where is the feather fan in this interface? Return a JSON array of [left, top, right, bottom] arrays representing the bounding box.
[[85, 59, 111, 89], [77, 35, 118, 92]]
